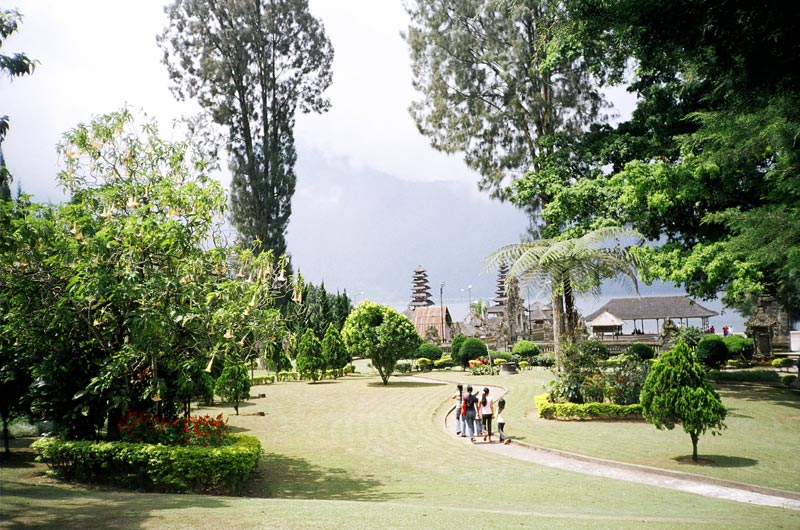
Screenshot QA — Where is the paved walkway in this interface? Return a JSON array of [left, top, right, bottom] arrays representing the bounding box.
[[443, 386, 800, 511]]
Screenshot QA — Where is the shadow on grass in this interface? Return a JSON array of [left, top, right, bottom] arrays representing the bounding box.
[[247, 452, 407, 501], [672, 454, 759, 468], [717, 384, 800, 409], [1, 481, 231, 530], [368, 381, 447, 388]]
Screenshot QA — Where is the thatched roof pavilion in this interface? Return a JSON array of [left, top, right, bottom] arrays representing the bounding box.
[[585, 295, 717, 333]]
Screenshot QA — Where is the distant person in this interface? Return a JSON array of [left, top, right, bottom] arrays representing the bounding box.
[[710, 325, 715, 334], [451, 383, 465, 436], [723, 325, 729, 337], [479, 387, 495, 443], [496, 397, 510, 445], [729, 325, 734, 335]]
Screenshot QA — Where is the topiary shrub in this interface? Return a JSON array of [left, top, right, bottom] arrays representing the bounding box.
[[395, 361, 412, 374], [782, 375, 797, 386], [708, 369, 780, 383], [772, 358, 796, 371], [723, 335, 754, 360], [433, 357, 454, 369], [518, 360, 530, 370], [512, 340, 540, 361], [416, 357, 433, 371], [417, 342, 443, 361], [532, 351, 555, 367], [579, 340, 612, 360], [626, 343, 656, 361], [458, 338, 488, 366], [696, 335, 731, 369], [450, 334, 466, 358]]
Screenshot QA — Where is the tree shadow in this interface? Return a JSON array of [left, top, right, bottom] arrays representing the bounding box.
[[246, 452, 410, 501], [672, 454, 759, 468], [367, 381, 447, 388], [717, 384, 800, 409]]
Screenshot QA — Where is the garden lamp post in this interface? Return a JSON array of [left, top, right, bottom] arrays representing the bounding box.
[[440, 281, 445, 343]]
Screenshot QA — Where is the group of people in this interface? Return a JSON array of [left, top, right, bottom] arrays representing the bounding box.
[[451, 384, 510, 445]]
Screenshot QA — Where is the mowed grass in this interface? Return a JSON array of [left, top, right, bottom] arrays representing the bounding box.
[[2, 367, 798, 529], [432, 368, 800, 492]]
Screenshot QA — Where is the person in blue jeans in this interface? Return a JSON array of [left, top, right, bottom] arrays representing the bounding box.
[[463, 385, 479, 443]]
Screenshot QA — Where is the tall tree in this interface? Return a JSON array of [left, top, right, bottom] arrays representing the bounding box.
[[540, 0, 800, 320], [160, 0, 334, 258], [0, 9, 37, 200], [405, 0, 604, 224]]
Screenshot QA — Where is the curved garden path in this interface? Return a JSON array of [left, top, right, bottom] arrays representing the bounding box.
[[439, 381, 800, 511]]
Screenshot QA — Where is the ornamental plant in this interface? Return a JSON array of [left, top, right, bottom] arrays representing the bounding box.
[[118, 411, 230, 446], [640, 341, 727, 462]]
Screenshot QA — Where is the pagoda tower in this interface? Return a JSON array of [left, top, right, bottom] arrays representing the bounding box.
[[493, 262, 509, 307], [408, 265, 434, 310]]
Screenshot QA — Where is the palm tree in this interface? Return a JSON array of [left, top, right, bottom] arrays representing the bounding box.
[[487, 227, 644, 365]]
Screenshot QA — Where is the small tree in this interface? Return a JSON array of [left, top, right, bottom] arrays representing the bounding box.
[[341, 301, 421, 385], [640, 341, 727, 462], [321, 323, 348, 379], [215, 363, 251, 415], [296, 328, 324, 383], [450, 334, 466, 359]]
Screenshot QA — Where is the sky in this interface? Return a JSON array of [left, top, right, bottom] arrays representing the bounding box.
[[2, 1, 745, 329]]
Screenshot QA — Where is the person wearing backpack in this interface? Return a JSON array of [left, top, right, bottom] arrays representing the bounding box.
[[462, 385, 479, 443]]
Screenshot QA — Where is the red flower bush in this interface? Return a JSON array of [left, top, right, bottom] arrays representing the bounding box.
[[118, 411, 230, 446]]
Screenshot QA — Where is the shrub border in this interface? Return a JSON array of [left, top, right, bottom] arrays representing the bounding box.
[[535, 393, 643, 421], [33, 433, 261, 495]]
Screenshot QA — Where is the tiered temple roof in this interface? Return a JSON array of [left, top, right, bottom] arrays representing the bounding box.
[[408, 265, 434, 310]]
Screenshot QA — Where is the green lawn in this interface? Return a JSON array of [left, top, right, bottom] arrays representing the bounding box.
[[433, 368, 800, 492], [2, 367, 798, 529]]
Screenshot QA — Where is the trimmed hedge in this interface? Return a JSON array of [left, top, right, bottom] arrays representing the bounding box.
[[535, 393, 643, 421], [33, 434, 261, 495], [708, 369, 781, 383], [252, 375, 277, 385]]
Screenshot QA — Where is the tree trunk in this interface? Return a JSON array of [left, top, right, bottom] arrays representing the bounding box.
[[691, 431, 699, 462], [551, 285, 564, 370], [2, 414, 9, 458]]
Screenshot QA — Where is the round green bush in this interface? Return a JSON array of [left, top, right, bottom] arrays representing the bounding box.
[[579, 340, 611, 360], [450, 334, 466, 357], [696, 335, 730, 369], [460, 337, 488, 361], [772, 357, 796, 369], [512, 340, 540, 360], [395, 361, 412, 374], [782, 375, 797, 386], [417, 342, 443, 361], [626, 343, 656, 361], [416, 357, 433, 371], [723, 335, 754, 359]]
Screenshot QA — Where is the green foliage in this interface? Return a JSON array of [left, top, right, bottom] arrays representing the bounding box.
[[771, 358, 795, 370], [512, 340, 540, 361], [416, 342, 443, 361], [0, 110, 287, 439], [517, 361, 530, 370], [33, 434, 260, 495], [321, 324, 349, 379], [459, 338, 488, 362], [341, 302, 422, 385], [626, 343, 656, 361], [433, 357, 454, 369], [251, 375, 276, 385], [394, 361, 412, 374], [640, 342, 727, 461], [535, 393, 642, 421], [695, 335, 730, 370], [450, 334, 466, 358], [708, 370, 780, 384], [722, 335, 753, 360], [215, 363, 251, 415], [579, 340, 612, 361], [296, 328, 324, 383], [782, 375, 798, 386], [607, 356, 651, 406], [668, 327, 705, 349], [160, 0, 334, 258], [550, 340, 604, 404], [532, 352, 556, 367], [416, 358, 432, 372]]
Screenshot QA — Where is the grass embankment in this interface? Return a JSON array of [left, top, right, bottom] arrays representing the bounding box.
[[1, 366, 798, 529]]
